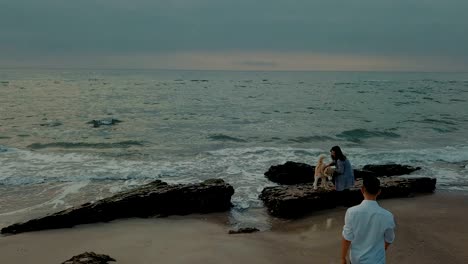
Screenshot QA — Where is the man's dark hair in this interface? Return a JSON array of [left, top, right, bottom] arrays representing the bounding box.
[[363, 175, 381, 195]]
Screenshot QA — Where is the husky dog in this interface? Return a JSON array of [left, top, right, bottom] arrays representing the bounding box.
[[313, 155, 334, 190]]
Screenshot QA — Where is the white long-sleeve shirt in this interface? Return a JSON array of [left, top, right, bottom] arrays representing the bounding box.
[[342, 200, 396, 264]]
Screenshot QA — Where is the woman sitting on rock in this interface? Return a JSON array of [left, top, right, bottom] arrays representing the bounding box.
[[324, 146, 355, 192]]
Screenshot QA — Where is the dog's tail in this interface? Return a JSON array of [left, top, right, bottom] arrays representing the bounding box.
[[315, 155, 326, 176], [317, 155, 326, 164]]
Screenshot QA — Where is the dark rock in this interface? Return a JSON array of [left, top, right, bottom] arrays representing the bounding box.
[[1, 179, 234, 235], [228, 227, 260, 234], [406, 177, 437, 193], [264, 161, 422, 185], [353, 169, 376, 179], [62, 252, 115, 264], [259, 185, 339, 218], [87, 119, 122, 128], [39, 120, 63, 127], [361, 164, 421, 177], [264, 161, 315, 184], [259, 177, 436, 218]]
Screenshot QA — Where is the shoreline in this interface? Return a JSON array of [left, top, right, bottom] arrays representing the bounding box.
[[1, 191, 468, 263]]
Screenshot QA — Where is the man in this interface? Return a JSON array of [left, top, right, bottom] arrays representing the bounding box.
[[341, 175, 395, 264]]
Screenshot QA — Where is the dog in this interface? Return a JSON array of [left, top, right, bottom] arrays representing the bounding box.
[[313, 155, 335, 190]]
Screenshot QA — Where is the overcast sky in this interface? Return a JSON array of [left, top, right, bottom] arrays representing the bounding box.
[[1, 0, 467, 71]]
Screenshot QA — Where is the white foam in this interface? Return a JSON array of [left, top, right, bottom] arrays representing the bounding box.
[[0, 182, 88, 216], [0, 145, 16, 153], [0, 149, 186, 185], [1, 144, 468, 219], [48, 181, 89, 209], [344, 145, 468, 167]]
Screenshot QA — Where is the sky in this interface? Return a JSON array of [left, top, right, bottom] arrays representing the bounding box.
[[1, 0, 468, 71]]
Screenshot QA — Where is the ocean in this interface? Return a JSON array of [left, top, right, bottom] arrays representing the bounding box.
[[1, 69, 468, 228]]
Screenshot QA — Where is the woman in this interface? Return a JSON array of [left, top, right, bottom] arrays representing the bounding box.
[[325, 146, 354, 191]]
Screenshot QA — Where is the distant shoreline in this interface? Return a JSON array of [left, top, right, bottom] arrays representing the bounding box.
[[1, 66, 467, 74]]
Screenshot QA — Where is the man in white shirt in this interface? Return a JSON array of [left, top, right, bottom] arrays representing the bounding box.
[[341, 175, 395, 264]]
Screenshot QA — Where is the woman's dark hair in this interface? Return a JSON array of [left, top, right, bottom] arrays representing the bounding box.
[[330, 146, 347, 161]]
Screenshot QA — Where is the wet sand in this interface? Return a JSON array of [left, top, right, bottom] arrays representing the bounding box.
[[1, 192, 467, 264]]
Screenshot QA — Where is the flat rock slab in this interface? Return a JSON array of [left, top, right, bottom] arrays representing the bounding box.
[[1, 179, 234, 235], [265, 161, 421, 185], [359, 164, 421, 178], [260, 177, 436, 218], [62, 252, 115, 264]]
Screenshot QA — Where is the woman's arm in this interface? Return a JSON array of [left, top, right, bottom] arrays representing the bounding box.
[[335, 160, 345, 174], [325, 161, 336, 168]]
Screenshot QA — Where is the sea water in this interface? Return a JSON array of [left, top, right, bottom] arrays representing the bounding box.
[[1, 69, 467, 228]]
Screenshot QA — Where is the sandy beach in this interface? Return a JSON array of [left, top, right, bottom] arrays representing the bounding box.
[[1, 191, 467, 264]]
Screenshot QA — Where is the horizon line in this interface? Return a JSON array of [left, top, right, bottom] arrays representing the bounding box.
[[1, 65, 467, 74]]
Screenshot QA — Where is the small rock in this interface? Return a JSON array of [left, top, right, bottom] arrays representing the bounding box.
[[228, 227, 260, 234], [61, 252, 115, 264], [39, 120, 63, 127], [87, 119, 122, 128]]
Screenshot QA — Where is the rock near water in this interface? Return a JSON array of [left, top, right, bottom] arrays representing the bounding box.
[[265, 161, 421, 184], [1, 179, 234, 235], [87, 118, 122, 128], [260, 177, 436, 218], [264, 161, 315, 184], [358, 164, 421, 178]]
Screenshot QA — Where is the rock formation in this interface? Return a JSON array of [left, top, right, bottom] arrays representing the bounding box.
[[2, 179, 234, 235], [260, 177, 436, 218]]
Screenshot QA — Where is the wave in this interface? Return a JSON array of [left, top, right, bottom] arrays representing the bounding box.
[[336, 129, 400, 143], [5, 144, 467, 183], [0, 145, 12, 153], [0, 150, 188, 186], [0, 173, 160, 186], [0, 144, 467, 226], [27, 141, 144, 149], [400, 118, 459, 133], [208, 134, 247, 143], [394, 101, 422, 106], [450, 98, 467, 102], [432, 127, 459, 133], [363, 80, 392, 82], [287, 135, 336, 143], [334, 82, 355, 85], [407, 89, 427, 95], [420, 118, 457, 126], [2, 145, 468, 185]]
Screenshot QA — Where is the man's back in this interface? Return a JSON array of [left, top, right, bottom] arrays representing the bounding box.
[[342, 200, 395, 264]]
